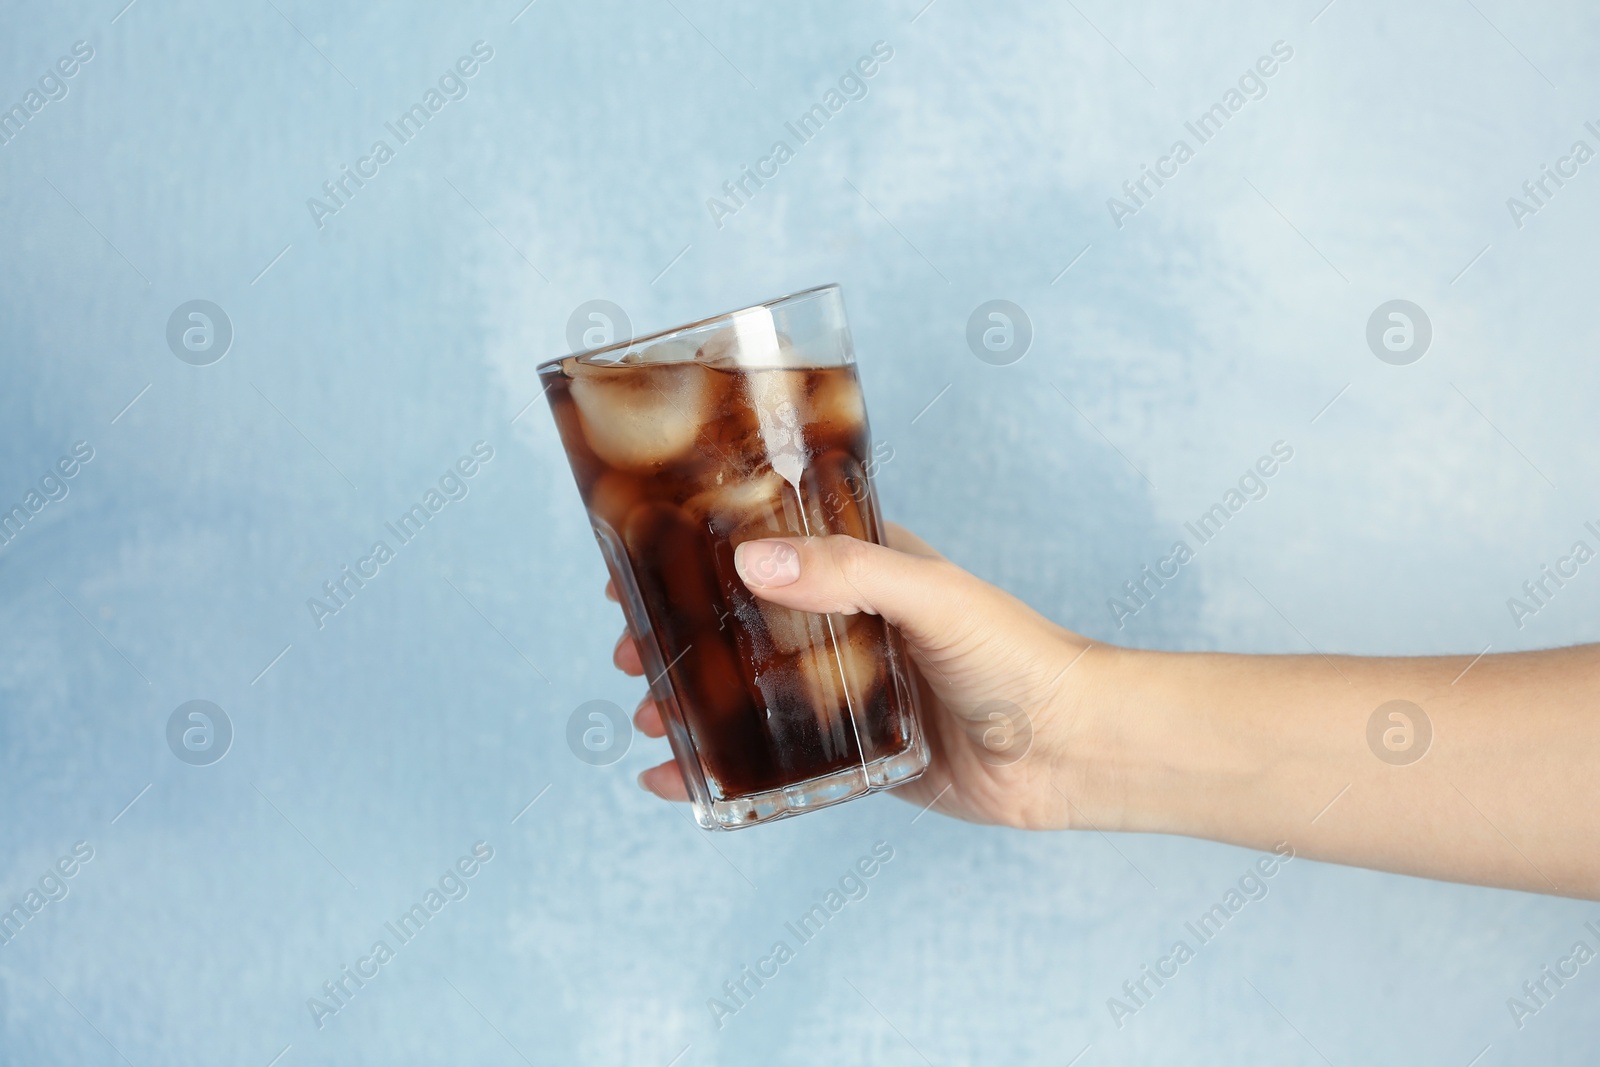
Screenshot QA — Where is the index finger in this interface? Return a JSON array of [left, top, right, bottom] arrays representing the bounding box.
[[883, 522, 943, 560]]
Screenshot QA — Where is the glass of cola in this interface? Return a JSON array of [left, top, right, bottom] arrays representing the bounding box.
[[540, 285, 930, 829]]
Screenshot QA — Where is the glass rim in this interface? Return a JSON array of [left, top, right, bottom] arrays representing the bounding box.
[[536, 282, 842, 371]]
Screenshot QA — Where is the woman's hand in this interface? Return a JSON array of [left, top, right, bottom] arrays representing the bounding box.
[[614, 524, 1100, 830], [610, 524, 1600, 898]]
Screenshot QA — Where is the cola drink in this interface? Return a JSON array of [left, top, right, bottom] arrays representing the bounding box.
[[540, 285, 929, 829]]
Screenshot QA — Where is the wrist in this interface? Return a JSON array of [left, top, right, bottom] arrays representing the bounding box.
[[1029, 634, 1148, 833], [1050, 645, 1269, 839], [1073, 646, 1362, 848]]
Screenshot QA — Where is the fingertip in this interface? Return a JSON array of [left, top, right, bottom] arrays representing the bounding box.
[[637, 761, 690, 802], [613, 631, 645, 676], [734, 538, 802, 590], [633, 697, 667, 738]]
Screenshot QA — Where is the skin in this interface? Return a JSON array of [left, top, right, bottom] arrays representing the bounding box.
[[614, 525, 1600, 900]]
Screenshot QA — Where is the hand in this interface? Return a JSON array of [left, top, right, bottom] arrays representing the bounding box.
[[604, 527, 1600, 902], [610, 527, 1600, 897], [612, 524, 1096, 829]]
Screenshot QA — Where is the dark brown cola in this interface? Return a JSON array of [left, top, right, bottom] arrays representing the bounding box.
[[541, 351, 916, 801]]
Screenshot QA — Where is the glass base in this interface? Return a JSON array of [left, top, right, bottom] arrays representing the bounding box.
[[693, 745, 929, 831]]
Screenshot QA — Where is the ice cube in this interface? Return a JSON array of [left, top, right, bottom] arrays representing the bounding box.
[[622, 501, 723, 632], [755, 599, 829, 656], [801, 449, 873, 541], [696, 315, 806, 369], [585, 470, 642, 532], [695, 327, 740, 368], [621, 338, 699, 365], [840, 616, 887, 694], [795, 616, 885, 715], [682, 471, 789, 534], [805, 369, 867, 443], [568, 362, 712, 470]]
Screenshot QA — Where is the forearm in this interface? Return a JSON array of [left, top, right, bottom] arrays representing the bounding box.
[[1075, 644, 1600, 898]]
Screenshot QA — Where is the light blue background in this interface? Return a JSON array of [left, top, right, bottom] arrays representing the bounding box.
[[3, 0, 1598, 1063]]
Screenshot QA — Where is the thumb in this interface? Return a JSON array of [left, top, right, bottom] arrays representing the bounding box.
[[733, 535, 984, 651]]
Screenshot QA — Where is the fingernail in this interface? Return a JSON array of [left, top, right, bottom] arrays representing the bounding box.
[[735, 540, 801, 588], [637, 771, 656, 796]]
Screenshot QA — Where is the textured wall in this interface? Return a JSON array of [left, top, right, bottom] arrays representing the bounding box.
[[2, 1, 1598, 1063]]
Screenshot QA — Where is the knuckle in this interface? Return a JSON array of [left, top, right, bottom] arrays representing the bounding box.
[[827, 535, 875, 593]]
